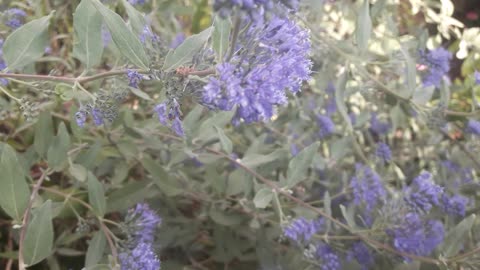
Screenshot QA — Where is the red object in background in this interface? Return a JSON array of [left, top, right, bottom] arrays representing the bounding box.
[[466, 11, 479, 21]]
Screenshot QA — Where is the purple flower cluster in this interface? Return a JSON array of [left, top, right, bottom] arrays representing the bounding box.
[[3, 8, 26, 29], [375, 142, 391, 163], [0, 39, 7, 85], [441, 193, 468, 217], [475, 71, 480, 85], [347, 242, 374, 270], [128, 0, 147, 5], [314, 244, 341, 270], [213, 0, 299, 20], [126, 69, 143, 88], [154, 99, 185, 137], [350, 164, 386, 214], [387, 213, 444, 260], [404, 172, 443, 213], [202, 14, 311, 125], [119, 203, 162, 270], [465, 119, 480, 136], [316, 115, 335, 139], [369, 113, 390, 135], [419, 47, 452, 88], [283, 217, 324, 244]]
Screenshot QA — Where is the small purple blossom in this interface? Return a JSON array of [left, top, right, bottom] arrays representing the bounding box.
[[154, 100, 186, 137], [119, 242, 160, 270], [283, 217, 324, 244], [350, 164, 386, 214], [4, 8, 27, 29], [126, 70, 142, 88], [419, 47, 452, 88], [154, 103, 168, 125], [213, 0, 299, 20], [316, 115, 335, 138], [474, 71, 480, 85], [466, 119, 480, 136], [171, 117, 185, 137], [314, 244, 341, 270], [91, 108, 104, 126], [124, 203, 162, 244], [128, 0, 146, 5], [347, 242, 374, 270], [375, 142, 391, 163], [404, 172, 443, 213], [75, 111, 87, 128], [370, 113, 390, 135], [387, 213, 444, 260], [441, 194, 468, 217]]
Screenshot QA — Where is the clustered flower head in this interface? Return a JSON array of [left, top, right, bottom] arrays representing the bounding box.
[[475, 70, 480, 85], [441, 193, 468, 217], [419, 47, 452, 88], [75, 90, 127, 127], [202, 13, 311, 125], [404, 172, 443, 213], [375, 142, 391, 163], [3, 8, 27, 29], [386, 213, 444, 260], [350, 164, 386, 214], [213, 0, 300, 20], [347, 242, 374, 270], [465, 119, 480, 136], [316, 115, 335, 139], [314, 244, 341, 270], [369, 112, 390, 136], [154, 99, 185, 137], [126, 69, 143, 88], [119, 203, 162, 270], [283, 217, 324, 244]]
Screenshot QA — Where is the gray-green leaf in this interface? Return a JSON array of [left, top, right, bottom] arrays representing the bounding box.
[[23, 200, 54, 266], [120, 0, 147, 36], [73, 0, 104, 69], [286, 142, 319, 188], [34, 111, 54, 157], [253, 188, 274, 209], [47, 122, 71, 172], [355, 0, 372, 52], [214, 125, 232, 154], [84, 231, 107, 267], [0, 143, 30, 222], [440, 214, 476, 257], [3, 12, 53, 70], [163, 27, 212, 71], [90, 0, 149, 69], [212, 16, 231, 62], [87, 172, 107, 217]]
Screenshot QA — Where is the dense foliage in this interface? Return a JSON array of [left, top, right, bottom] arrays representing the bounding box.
[[0, 0, 480, 269]]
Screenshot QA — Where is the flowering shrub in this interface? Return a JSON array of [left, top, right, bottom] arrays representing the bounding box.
[[0, 0, 480, 269]]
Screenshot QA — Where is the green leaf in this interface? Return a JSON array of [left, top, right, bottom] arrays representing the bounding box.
[[209, 207, 245, 226], [3, 12, 53, 70], [141, 157, 182, 196], [440, 214, 476, 257], [84, 231, 107, 267], [129, 86, 152, 100], [400, 46, 416, 97], [0, 143, 30, 221], [73, 0, 104, 69], [286, 143, 318, 188], [47, 122, 71, 172], [253, 188, 274, 209], [241, 149, 286, 169], [69, 163, 88, 182], [163, 26, 212, 71], [324, 191, 332, 232], [120, 0, 147, 36], [335, 70, 353, 131], [340, 204, 358, 229], [34, 111, 54, 157], [212, 16, 231, 62], [412, 85, 435, 106], [214, 125, 232, 154], [87, 172, 107, 217], [355, 0, 372, 52], [90, 0, 149, 69], [24, 200, 54, 266]]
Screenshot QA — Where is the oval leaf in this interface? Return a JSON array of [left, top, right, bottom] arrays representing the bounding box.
[[47, 122, 71, 172], [34, 111, 54, 158], [24, 200, 54, 266], [212, 16, 231, 62], [0, 143, 30, 221], [85, 231, 107, 267], [87, 172, 107, 217], [3, 12, 53, 70], [73, 0, 104, 69], [253, 188, 274, 209], [286, 142, 319, 188], [355, 0, 372, 52]]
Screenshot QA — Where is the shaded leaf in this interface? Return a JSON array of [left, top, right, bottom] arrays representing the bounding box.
[[212, 16, 231, 62], [440, 214, 476, 257], [84, 231, 106, 267], [253, 188, 274, 209], [214, 125, 232, 154], [47, 122, 71, 172], [356, 0, 372, 52], [286, 143, 318, 188], [34, 111, 54, 157], [24, 200, 54, 266], [87, 172, 106, 217]]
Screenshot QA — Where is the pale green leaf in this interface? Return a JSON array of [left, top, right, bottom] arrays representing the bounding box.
[[0, 143, 30, 221], [120, 0, 147, 36], [253, 188, 274, 209], [214, 125, 232, 154], [3, 12, 53, 70], [34, 111, 54, 157], [73, 0, 104, 69], [85, 231, 107, 267], [87, 172, 107, 217], [163, 27, 212, 71], [69, 163, 88, 182], [24, 200, 54, 266], [440, 214, 476, 257], [212, 16, 231, 62], [90, 0, 149, 69], [47, 122, 71, 172], [286, 143, 319, 188], [355, 0, 372, 52]]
